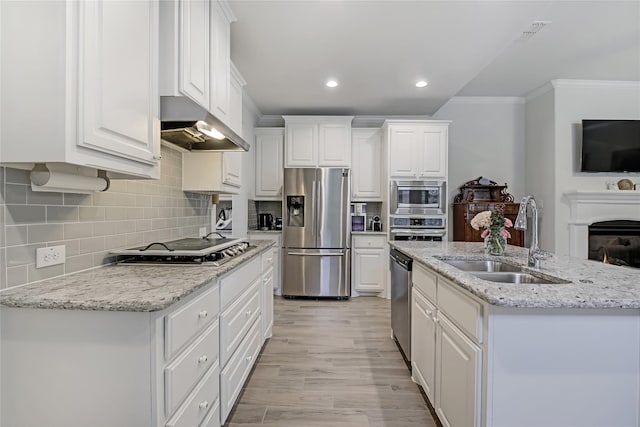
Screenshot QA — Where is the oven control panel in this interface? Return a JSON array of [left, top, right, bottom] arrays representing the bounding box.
[[390, 216, 445, 228]]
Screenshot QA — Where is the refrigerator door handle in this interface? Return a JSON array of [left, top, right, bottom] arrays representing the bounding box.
[[311, 178, 317, 237], [287, 251, 345, 257]]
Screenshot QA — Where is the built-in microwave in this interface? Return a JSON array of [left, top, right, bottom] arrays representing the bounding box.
[[390, 180, 446, 215]]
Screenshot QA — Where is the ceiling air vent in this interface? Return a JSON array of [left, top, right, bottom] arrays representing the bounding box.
[[518, 21, 551, 41]]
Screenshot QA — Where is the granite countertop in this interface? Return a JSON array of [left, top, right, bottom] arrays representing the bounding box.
[[351, 231, 387, 235], [0, 240, 275, 313], [390, 241, 640, 309]]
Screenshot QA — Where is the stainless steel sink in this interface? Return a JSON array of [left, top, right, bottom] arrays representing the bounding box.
[[442, 260, 521, 273], [471, 272, 562, 285]]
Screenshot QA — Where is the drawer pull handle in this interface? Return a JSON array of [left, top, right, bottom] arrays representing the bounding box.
[[246, 355, 252, 362], [198, 355, 208, 364], [425, 309, 433, 317], [199, 401, 209, 410], [198, 310, 208, 319], [267, 257, 273, 263], [245, 310, 252, 316]]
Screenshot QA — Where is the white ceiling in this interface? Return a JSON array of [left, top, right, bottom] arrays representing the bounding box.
[[229, 1, 640, 116]]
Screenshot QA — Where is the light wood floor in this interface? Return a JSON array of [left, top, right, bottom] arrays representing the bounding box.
[[225, 296, 437, 427]]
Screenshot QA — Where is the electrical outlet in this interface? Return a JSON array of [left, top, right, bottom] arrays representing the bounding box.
[[199, 227, 207, 237], [36, 245, 66, 268]]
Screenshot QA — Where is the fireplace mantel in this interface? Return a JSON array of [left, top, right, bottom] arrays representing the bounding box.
[[564, 190, 640, 258]]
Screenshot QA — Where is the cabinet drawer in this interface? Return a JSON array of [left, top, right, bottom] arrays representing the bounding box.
[[412, 263, 437, 303], [353, 235, 386, 249], [199, 398, 220, 427], [220, 318, 262, 423], [166, 362, 219, 427], [437, 277, 483, 343], [165, 320, 219, 417], [261, 249, 276, 271], [165, 284, 219, 359], [220, 256, 261, 310], [220, 278, 261, 367]]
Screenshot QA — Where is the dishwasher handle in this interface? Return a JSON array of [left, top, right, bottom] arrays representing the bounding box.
[[390, 248, 413, 271]]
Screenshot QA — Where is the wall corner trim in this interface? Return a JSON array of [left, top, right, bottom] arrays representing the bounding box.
[[446, 96, 525, 105]]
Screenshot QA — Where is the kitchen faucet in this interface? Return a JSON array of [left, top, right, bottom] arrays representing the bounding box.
[[514, 195, 548, 268]]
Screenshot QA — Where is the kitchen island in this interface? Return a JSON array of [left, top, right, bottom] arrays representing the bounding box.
[[0, 240, 276, 427], [390, 241, 639, 427]]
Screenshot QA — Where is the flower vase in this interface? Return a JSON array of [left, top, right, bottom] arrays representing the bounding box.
[[484, 232, 506, 256]]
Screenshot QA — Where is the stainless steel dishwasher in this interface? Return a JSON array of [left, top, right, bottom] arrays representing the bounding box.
[[390, 248, 413, 363]]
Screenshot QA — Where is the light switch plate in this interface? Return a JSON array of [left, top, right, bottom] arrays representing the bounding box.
[[36, 245, 66, 268]]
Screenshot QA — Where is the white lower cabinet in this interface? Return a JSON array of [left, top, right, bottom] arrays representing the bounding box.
[[411, 263, 482, 427], [352, 235, 387, 295], [435, 313, 481, 427], [249, 233, 282, 295], [0, 251, 273, 427], [261, 249, 277, 341], [411, 289, 437, 402]]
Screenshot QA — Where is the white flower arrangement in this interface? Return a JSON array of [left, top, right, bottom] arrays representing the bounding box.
[[470, 210, 492, 230]]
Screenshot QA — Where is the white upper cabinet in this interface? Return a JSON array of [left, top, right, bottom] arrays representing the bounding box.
[[229, 62, 246, 137], [183, 151, 241, 194], [160, 0, 236, 130], [351, 128, 382, 200], [179, 0, 210, 107], [284, 116, 353, 168], [385, 121, 450, 179], [255, 128, 284, 199], [1, 0, 160, 179], [419, 125, 448, 178], [210, 1, 235, 125]]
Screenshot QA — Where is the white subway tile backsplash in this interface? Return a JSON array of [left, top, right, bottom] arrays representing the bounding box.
[[0, 146, 210, 288], [27, 224, 64, 244], [6, 205, 46, 224], [79, 206, 106, 222], [6, 225, 28, 246], [5, 184, 27, 204], [46, 206, 79, 223], [7, 265, 28, 288]]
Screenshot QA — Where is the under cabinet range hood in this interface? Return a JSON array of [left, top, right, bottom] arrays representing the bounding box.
[[160, 96, 249, 152]]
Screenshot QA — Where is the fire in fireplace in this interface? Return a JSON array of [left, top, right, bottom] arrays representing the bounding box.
[[588, 220, 640, 268]]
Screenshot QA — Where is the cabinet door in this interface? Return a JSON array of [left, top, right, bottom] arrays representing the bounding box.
[[353, 248, 385, 293], [255, 130, 284, 198], [79, 0, 160, 166], [318, 122, 351, 166], [418, 126, 447, 178], [222, 152, 242, 188], [262, 266, 274, 341], [412, 289, 437, 403], [285, 123, 317, 167], [388, 127, 419, 178], [210, 1, 230, 124], [435, 314, 481, 427], [179, 0, 209, 107], [351, 129, 382, 200], [229, 67, 244, 137]]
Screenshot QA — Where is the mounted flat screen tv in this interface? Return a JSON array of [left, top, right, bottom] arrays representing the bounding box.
[[581, 120, 640, 172]]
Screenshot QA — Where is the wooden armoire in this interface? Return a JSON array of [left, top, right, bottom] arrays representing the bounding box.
[[452, 177, 525, 247]]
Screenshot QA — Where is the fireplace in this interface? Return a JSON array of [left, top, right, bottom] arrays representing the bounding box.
[[588, 220, 640, 267]]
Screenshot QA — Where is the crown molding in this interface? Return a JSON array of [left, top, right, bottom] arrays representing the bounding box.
[[552, 79, 640, 90], [524, 81, 555, 103], [446, 96, 525, 105], [352, 115, 431, 128], [230, 61, 246, 87], [218, 0, 237, 23], [257, 115, 285, 127]]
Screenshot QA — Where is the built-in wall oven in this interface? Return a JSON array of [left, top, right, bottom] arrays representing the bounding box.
[[389, 215, 446, 241], [390, 180, 446, 215]]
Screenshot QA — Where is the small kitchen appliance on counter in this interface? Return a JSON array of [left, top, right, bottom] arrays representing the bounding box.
[[372, 216, 383, 232], [274, 217, 283, 230], [216, 208, 232, 230], [259, 213, 274, 230]]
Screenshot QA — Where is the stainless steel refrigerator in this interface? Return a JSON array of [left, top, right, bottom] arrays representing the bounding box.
[[282, 168, 351, 297]]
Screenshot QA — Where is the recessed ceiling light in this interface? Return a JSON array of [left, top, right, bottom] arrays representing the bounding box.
[[326, 80, 338, 88], [416, 81, 428, 88]]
